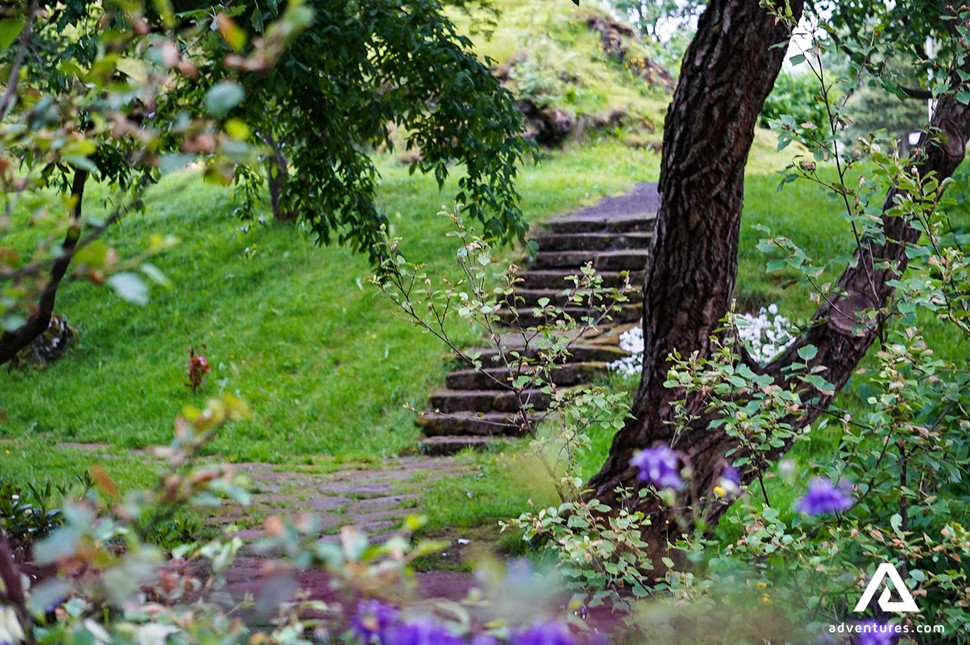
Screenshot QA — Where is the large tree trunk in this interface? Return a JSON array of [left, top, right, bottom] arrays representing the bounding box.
[[589, 0, 804, 509], [588, 0, 970, 570], [0, 169, 87, 365]]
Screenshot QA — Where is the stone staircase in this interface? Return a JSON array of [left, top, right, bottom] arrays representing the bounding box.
[[417, 183, 659, 455]]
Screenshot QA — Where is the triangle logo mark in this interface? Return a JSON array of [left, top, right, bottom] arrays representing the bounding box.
[[853, 562, 919, 613]]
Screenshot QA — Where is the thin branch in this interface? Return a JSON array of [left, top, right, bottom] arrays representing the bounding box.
[[0, 0, 39, 120]]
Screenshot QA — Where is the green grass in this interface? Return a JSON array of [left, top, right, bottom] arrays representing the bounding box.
[[452, 0, 670, 127]]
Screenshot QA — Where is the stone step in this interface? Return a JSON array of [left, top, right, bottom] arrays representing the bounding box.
[[466, 343, 628, 365], [419, 436, 511, 456], [496, 303, 641, 327], [542, 212, 656, 234], [531, 232, 653, 252], [416, 412, 526, 437], [428, 388, 554, 414], [507, 288, 643, 308], [445, 362, 608, 390], [531, 249, 651, 271], [516, 270, 644, 290]]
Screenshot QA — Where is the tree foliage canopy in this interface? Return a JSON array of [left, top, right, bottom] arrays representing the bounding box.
[[0, 0, 526, 363], [170, 0, 526, 256]]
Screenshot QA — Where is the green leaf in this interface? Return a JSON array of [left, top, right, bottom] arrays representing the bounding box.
[[75, 241, 110, 267], [797, 344, 817, 361], [152, 0, 176, 27], [205, 82, 245, 118], [890, 513, 904, 537], [0, 18, 25, 52], [116, 57, 148, 84], [63, 155, 98, 173], [225, 118, 251, 141], [140, 263, 171, 287], [789, 53, 806, 66], [218, 14, 248, 51], [107, 272, 149, 305]]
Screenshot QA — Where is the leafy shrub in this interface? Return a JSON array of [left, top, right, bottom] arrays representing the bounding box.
[[0, 474, 92, 560], [760, 70, 832, 133]]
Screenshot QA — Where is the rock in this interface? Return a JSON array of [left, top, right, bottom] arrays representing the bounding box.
[[584, 15, 675, 91], [516, 98, 575, 146], [12, 313, 76, 368]]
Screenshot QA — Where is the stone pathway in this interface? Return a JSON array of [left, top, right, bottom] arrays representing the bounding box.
[[209, 458, 470, 544], [202, 457, 480, 605], [418, 183, 659, 455]]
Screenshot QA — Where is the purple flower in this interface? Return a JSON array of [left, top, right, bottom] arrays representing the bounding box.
[[854, 620, 898, 645], [471, 636, 499, 645], [351, 599, 399, 643], [721, 465, 741, 485], [510, 622, 576, 645], [795, 477, 855, 516], [630, 445, 682, 490], [382, 618, 462, 645], [716, 465, 742, 497]]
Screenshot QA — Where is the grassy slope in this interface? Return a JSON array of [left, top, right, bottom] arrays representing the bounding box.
[[453, 0, 670, 127]]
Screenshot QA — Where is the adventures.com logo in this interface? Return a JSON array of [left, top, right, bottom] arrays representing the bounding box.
[[827, 562, 947, 641]]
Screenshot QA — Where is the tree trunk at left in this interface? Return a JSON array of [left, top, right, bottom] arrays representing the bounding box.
[[0, 169, 87, 365]]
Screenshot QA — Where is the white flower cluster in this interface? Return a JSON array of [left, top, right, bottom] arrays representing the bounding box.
[[609, 326, 644, 378], [736, 304, 795, 363], [609, 305, 795, 377]]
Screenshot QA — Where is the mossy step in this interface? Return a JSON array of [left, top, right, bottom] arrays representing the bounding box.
[[531, 249, 652, 271], [543, 212, 657, 234], [428, 388, 554, 414], [530, 231, 653, 252], [416, 411, 527, 437], [444, 362, 609, 390], [496, 303, 641, 327], [419, 436, 510, 456], [463, 343, 627, 365], [516, 270, 645, 290], [507, 288, 643, 308]]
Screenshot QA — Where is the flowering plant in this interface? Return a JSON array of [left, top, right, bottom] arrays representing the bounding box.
[[186, 347, 212, 393]]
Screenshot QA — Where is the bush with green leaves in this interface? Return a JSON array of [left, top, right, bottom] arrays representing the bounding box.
[[760, 70, 834, 136], [0, 475, 93, 562]]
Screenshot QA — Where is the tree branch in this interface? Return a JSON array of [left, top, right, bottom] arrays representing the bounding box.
[[0, 0, 39, 120], [766, 86, 970, 417], [0, 169, 88, 365]]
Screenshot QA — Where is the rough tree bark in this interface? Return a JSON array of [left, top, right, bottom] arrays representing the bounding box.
[[588, 0, 970, 567], [0, 169, 87, 365], [265, 133, 296, 222]]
